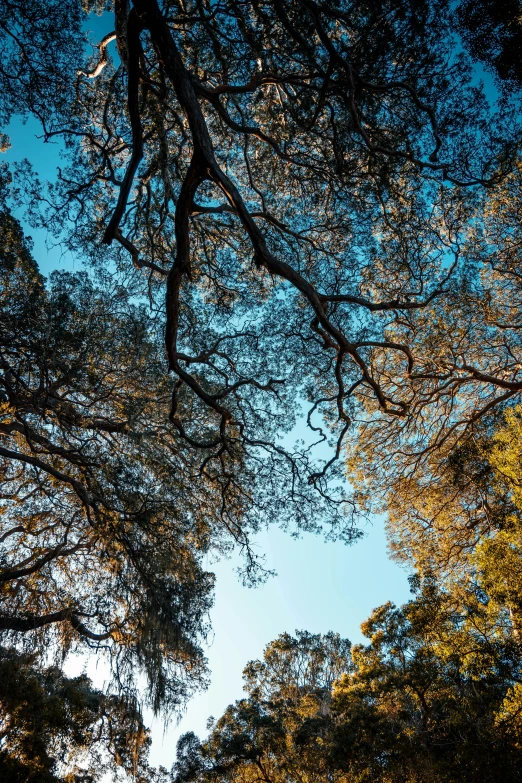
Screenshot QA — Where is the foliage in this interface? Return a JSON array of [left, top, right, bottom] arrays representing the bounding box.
[[0, 646, 160, 783], [0, 206, 218, 713], [474, 405, 522, 632], [363, 397, 522, 624], [174, 589, 522, 782], [457, 0, 522, 89], [0, 0, 84, 133], [2, 0, 522, 774], [4, 0, 520, 511], [1, 0, 521, 592], [347, 159, 522, 576], [174, 630, 353, 783]]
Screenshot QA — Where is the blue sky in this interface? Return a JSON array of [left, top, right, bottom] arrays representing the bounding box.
[[146, 523, 410, 767], [2, 50, 411, 773]]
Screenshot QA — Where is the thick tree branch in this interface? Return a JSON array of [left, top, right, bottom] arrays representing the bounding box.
[[104, 9, 144, 244]]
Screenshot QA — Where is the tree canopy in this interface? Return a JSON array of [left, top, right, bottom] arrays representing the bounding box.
[[174, 583, 522, 783], [0, 646, 162, 782], [2, 0, 522, 779], [0, 204, 216, 712], [5, 0, 520, 497]]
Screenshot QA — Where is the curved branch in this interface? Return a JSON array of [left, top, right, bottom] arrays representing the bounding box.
[[0, 445, 97, 509], [461, 365, 522, 391], [70, 614, 112, 641], [0, 608, 73, 632], [0, 609, 112, 642], [104, 10, 144, 244], [77, 32, 117, 79], [0, 542, 86, 583]]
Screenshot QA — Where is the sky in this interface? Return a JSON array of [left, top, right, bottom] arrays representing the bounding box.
[[1, 22, 412, 772], [145, 523, 410, 768]]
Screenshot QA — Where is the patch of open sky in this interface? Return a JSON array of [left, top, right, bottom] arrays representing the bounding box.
[[3, 115, 77, 274]]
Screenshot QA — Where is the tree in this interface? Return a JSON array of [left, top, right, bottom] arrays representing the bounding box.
[[174, 587, 522, 783], [346, 156, 522, 558], [6, 0, 518, 509], [0, 184, 359, 706], [370, 396, 522, 639], [331, 585, 522, 782], [174, 630, 353, 783], [0, 2, 517, 776], [0, 646, 162, 783], [0, 203, 222, 712], [1, 0, 521, 561], [457, 0, 522, 89]]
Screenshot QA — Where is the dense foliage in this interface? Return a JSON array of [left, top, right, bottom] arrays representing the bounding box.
[[0, 647, 161, 782], [1, 0, 522, 778], [6, 0, 520, 502], [174, 588, 522, 782], [0, 206, 217, 713]]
